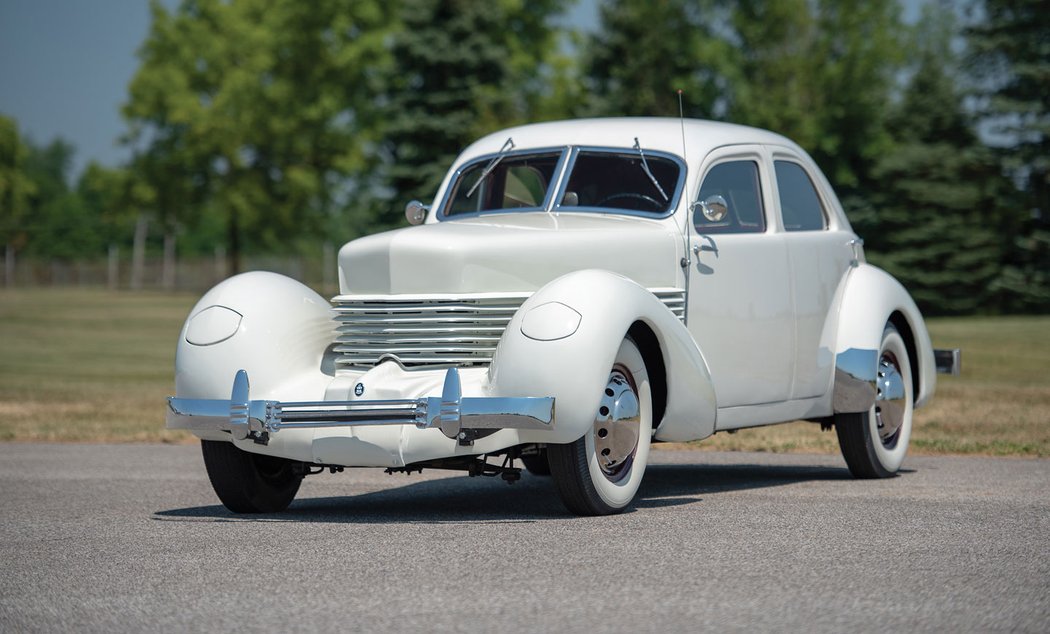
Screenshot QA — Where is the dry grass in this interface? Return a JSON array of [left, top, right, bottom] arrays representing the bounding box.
[[0, 288, 1047, 456], [0, 288, 195, 443]]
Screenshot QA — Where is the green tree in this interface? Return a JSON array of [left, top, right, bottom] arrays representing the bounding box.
[[376, 0, 566, 226], [583, 0, 733, 118], [967, 0, 1050, 311], [0, 115, 36, 261], [728, 0, 905, 192], [123, 0, 395, 272], [856, 4, 1006, 315], [20, 138, 107, 261], [77, 162, 139, 249]]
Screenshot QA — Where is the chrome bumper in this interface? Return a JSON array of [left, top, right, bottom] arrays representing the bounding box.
[[167, 368, 555, 445]]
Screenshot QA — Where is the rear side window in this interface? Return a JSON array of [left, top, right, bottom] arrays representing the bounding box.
[[694, 160, 765, 233], [775, 161, 826, 231]]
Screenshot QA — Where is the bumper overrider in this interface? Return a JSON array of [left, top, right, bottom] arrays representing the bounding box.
[[167, 367, 555, 446]]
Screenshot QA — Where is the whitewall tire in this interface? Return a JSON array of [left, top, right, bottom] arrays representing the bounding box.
[[836, 325, 914, 478], [548, 337, 652, 515]]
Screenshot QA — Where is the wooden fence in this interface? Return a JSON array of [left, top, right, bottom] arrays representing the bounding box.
[[1, 245, 339, 297]]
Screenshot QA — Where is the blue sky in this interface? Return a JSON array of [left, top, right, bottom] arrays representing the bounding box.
[[0, 1, 167, 177]]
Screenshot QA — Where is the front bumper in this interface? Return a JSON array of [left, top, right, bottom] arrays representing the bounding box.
[[167, 367, 555, 446]]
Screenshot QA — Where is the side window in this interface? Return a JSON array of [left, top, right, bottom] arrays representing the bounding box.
[[694, 160, 765, 233], [775, 161, 826, 231]]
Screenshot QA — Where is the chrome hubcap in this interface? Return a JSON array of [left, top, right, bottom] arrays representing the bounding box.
[[875, 352, 906, 447], [593, 368, 640, 482]]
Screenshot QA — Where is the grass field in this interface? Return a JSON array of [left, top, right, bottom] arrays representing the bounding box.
[[1, 288, 1047, 456]]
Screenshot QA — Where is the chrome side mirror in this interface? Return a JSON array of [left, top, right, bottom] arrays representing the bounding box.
[[405, 200, 429, 225], [692, 194, 728, 223]]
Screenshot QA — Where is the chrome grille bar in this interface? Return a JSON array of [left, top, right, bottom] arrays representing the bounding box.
[[331, 288, 685, 369]]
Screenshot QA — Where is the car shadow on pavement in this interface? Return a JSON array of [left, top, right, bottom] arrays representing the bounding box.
[[635, 462, 850, 509], [153, 461, 850, 524]]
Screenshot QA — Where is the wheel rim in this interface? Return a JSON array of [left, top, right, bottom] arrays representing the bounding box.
[[592, 366, 641, 482], [875, 351, 907, 448]]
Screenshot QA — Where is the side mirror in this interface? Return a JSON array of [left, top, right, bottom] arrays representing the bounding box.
[[405, 200, 429, 225], [692, 194, 728, 223]]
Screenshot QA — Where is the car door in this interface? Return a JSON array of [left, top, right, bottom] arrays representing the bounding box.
[[770, 150, 855, 400], [686, 146, 795, 407]]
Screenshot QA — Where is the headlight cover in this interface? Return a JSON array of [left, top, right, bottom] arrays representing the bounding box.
[[520, 301, 582, 341], [185, 305, 243, 346]]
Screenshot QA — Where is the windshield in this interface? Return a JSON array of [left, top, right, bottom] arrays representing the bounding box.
[[446, 152, 562, 216], [559, 150, 680, 214], [441, 146, 683, 218]]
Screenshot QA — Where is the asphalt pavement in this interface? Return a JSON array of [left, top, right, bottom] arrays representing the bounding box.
[[0, 443, 1046, 632]]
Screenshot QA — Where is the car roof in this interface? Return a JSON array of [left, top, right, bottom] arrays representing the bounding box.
[[459, 117, 804, 163]]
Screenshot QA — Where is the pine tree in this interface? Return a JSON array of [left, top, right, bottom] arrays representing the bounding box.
[[857, 5, 1006, 315], [376, 0, 564, 227], [583, 0, 733, 118], [967, 0, 1050, 312]]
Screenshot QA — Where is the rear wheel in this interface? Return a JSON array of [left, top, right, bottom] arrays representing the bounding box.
[[201, 440, 304, 513], [835, 325, 914, 478], [549, 338, 652, 515]]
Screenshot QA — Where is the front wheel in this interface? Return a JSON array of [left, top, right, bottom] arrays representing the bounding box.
[[548, 338, 652, 515], [835, 325, 914, 478], [201, 440, 304, 513]]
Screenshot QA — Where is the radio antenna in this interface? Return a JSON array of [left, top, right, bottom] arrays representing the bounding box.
[[676, 88, 693, 315], [677, 89, 688, 164]]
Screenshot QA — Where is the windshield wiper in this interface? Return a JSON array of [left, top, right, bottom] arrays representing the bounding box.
[[466, 137, 515, 199], [633, 137, 669, 202]]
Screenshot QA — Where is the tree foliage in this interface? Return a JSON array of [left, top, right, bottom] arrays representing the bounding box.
[[375, 0, 566, 226], [967, 0, 1050, 311], [0, 115, 36, 252], [583, 0, 732, 118], [5, 0, 1048, 315], [123, 0, 396, 270], [727, 0, 904, 192], [856, 4, 1005, 315]]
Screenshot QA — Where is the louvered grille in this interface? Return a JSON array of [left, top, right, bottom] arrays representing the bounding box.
[[652, 289, 686, 321], [331, 288, 686, 369]]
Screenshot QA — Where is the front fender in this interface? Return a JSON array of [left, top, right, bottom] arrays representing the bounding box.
[[173, 272, 336, 453], [833, 264, 936, 412], [488, 269, 717, 444]]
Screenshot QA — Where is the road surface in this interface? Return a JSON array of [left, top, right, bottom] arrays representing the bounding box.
[[0, 444, 1046, 632]]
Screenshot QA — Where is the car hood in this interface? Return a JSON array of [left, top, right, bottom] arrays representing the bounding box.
[[338, 213, 683, 295]]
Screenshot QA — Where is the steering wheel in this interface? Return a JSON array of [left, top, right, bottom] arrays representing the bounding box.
[[594, 192, 663, 211]]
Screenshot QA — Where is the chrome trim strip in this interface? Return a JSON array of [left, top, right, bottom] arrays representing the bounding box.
[[167, 368, 555, 442], [833, 348, 878, 414], [933, 348, 961, 376]]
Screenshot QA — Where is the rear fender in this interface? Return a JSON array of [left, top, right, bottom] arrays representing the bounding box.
[[833, 264, 936, 412]]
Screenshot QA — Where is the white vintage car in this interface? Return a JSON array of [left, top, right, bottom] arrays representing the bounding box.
[[168, 118, 960, 516]]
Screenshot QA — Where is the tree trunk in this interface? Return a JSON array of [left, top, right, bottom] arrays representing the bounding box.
[[323, 241, 336, 296], [4, 244, 13, 288], [227, 207, 240, 275], [162, 230, 176, 290], [214, 245, 227, 283], [107, 245, 119, 290], [131, 214, 149, 291]]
